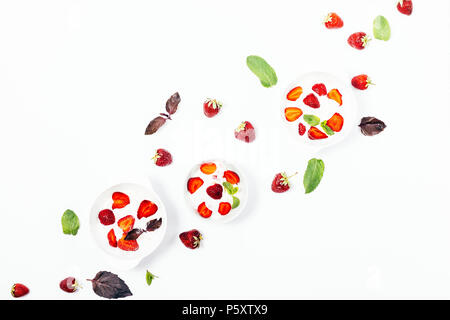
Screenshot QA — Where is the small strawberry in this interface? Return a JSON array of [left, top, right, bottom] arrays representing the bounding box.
[[308, 127, 328, 140], [206, 183, 223, 200], [117, 215, 135, 233], [284, 107, 303, 122], [351, 74, 374, 90], [218, 202, 232, 215], [312, 83, 327, 96], [347, 32, 371, 50], [200, 162, 217, 175], [298, 122, 306, 136], [286, 86, 303, 101], [59, 277, 80, 293], [187, 177, 204, 194], [324, 12, 344, 29], [203, 98, 223, 118], [112, 192, 130, 209], [223, 170, 240, 184], [326, 113, 344, 132], [327, 88, 343, 106], [397, 0, 413, 15], [118, 233, 139, 251], [137, 200, 158, 219], [197, 202, 212, 218], [98, 209, 115, 225], [235, 121, 256, 143], [107, 228, 117, 247], [11, 283, 29, 298], [303, 93, 320, 109], [271, 172, 297, 193], [152, 148, 172, 167], [179, 229, 202, 249]]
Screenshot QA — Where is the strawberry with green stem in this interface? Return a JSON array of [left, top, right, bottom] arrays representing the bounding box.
[[152, 149, 172, 167], [351, 74, 374, 90], [203, 98, 223, 118], [348, 32, 371, 50], [179, 229, 202, 249], [271, 172, 298, 193]]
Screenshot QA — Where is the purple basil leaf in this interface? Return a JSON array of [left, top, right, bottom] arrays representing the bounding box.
[[165, 92, 181, 115], [88, 271, 132, 299], [124, 228, 145, 240], [145, 116, 166, 135], [146, 218, 162, 232], [359, 117, 386, 136]]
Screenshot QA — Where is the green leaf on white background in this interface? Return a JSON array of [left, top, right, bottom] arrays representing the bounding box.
[[61, 209, 80, 235], [246, 55, 278, 88], [303, 158, 325, 194], [373, 15, 391, 41]]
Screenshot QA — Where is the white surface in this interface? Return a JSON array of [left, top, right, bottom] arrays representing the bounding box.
[[0, 0, 449, 299]]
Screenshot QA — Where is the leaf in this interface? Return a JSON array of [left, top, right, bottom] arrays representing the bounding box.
[[231, 196, 240, 209], [145, 116, 166, 135], [88, 271, 132, 299], [146, 270, 158, 286], [320, 121, 334, 136], [146, 218, 162, 232], [373, 15, 391, 41], [303, 115, 320, 126], [359, 117, 387, 136], [165, 92, 181, 115], [223, 182, 238, 195], [124, 228, 145, 240], [303, 158, 325, 194], [246, 55, 278, 88], [61, 209, 80, 235]]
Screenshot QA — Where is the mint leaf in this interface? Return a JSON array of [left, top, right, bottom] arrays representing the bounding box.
[[303, 115, 320, 126], [246, 55, 278, 88], [146, 270, 158, 286], [223, 182, 238, 195], [61, 209, 80, 235], [303, 158, 325, 194], [373, 15, 391, 41], [231, 196, 240, 209], [320, 121, 334, 136]]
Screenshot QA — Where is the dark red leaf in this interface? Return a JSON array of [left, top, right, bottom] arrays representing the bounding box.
[[165, 92, 181, 115], [145, 116, 166, 135], [146, 218, 162, 232], [88, 271, 132, 299], [124, 228, 145, 240]]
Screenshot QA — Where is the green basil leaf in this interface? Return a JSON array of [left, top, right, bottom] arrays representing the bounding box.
[[146, 270, 157, 286], [223, 182, 234, 195], [303, 158, 325, 194], [303, 115, 320, 126], [61, 209, 80, 235], [246, 55, 278, 88], [373, 15, 391, 41], [320, 121, 334, 136], [231, 196, 240, 209]]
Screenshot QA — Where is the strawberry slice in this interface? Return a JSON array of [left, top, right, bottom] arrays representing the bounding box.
[[187, 177, 204, 194], [286, 86, 303, 101], [327, 89, 343, 106], [117, 215, 135, 233], [223, 170, 240, 184], [284, 107, 303, 122], [197, 202, 212, 218], [118, 233, 139, 251], [303, 93, 320, 108], [312, 83, 327, 96], [218, 202, 232, 215], [200, 162, 217, 175], [112, 192, 130, 209], [308, 127, 328, 140], [107, 229, 117, 248], [327, 113, 344, 132], [137, 200, 158, 219]]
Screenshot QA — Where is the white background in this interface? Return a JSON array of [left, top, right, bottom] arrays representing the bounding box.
[[0, 0, 449, 299]]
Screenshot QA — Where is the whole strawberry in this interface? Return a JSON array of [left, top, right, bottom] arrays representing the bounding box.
[[203, 98, 222, 118], [324, 12, 343, 29], [348, 32, 371, 50], [11, 283, 29, 298], [397, 0, 413, 15], [206, 183, 223, 200], [59, 277, 80, 293], [235, 121, 256, 143], [152, 148, 172, 167], [179, 229, 202, 249], [271, 172, 297, 193], [351, 75, 374, 90]]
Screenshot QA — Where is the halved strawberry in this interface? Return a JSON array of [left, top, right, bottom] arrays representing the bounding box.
[[303, 93, 320, 108], [117, 215, 135, 233], [327, 113, 344, 132], [117, 233, 139, 251], [137, 200, 158, 219], [308, 127, 328, 140], [112, 192, 130, 209], [197, 202, 212, 218], [223, 170, 240, 184], [187, 177, 204, 194], [200, 162, 217, 175], [286, 86, 303, 101], [284, 107, 303, 122], [298, 122, 306, 136], [312, 83, 327, 96], [327, 88, 342, 106], [107, 229, 117, 247], [218, 202, 232, 215]]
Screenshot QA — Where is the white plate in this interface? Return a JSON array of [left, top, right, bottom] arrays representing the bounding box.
[[89, 183, 167, 268]]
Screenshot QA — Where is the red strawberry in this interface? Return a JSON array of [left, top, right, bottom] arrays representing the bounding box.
[[284, 107, 303, 122], [107, 228, 117, 247], [59, 277, 79, 293], [308, 127, 328, 140], [11, 283, 29, 298], [324, 12, 344, 29], [118, 233, 139, 251], [112, 192, 130, 209], [98, 209, 115, 225], [206, 184, 223, 200], [203, 98, 222, 118], [347, 32, 371, 50], [327, 88, 343, 106], [187, 177, 204, 194], [197, 202, 212, 218], [137, 200, 158, 219], [152, 148, 172, 167], [397, 0, 413, 15], [312, 83, 327, 96], [286, 86, 303, 101], [351, 74, 374, 90], [298, 122, 306, 136], [303, 93, 320, 109], [271, 172, 297, 193], [235, 121, 256, 143], [218, 202, 232, 215], [223, 170, 240, 184], [327, 113, 344, 132], [179, 229, 202, 249], [200, 162, 217, 175], [117, 215, 135, 233]]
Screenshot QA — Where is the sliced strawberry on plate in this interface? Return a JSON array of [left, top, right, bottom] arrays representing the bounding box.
[[98, 209, 115, 225], [327, 113, 344, 132], [107, 229, 117, 247], [117, 215, 135, 233], [197, 202, 212, 218], [286, 86, 303, 101], [284, 107, 303, 122], [187, 177, 204, 194], [137, 200, 158, 219], [303, 93, 320, 109], [235, 121, 256, 143], [117, 233, 139, 251], [223, 170, 240, 184], [200, 162, 217, 175], [206, 184, 223, 200], [308, 127, 328, 140], [312, 83, 327, 96], [112, 192, 130, 209], [327, 88, 343, 106], [298, 122, 306, 136], [218, 202, 232, 215]]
